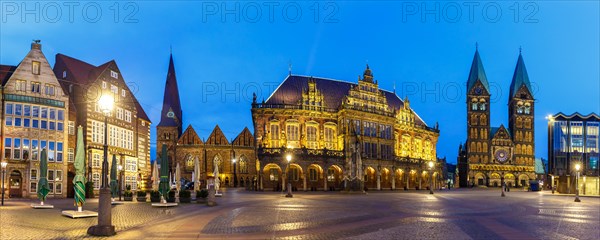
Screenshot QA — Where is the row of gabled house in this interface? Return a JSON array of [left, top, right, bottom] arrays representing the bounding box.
[[1, 41, 151, 198]]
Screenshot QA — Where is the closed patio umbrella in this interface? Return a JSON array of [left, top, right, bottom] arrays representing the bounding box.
[[152, 160, 159, 191], [110, 155, 118, 199], [37, 149, 50, 205], [175, 163, 181, 191], [73, 126, 86, 211], [194, 156, 200, 191]]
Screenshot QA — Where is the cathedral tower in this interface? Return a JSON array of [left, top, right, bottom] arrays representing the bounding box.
[[466, 49, 491, 169], [157, 54, 183, 167], [508, 52, 535, 169]]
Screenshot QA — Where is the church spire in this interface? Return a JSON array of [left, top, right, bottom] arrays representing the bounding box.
[[509, 51, 533, 99], [466, 48, 490, 94], [158, 53, 183, 136]]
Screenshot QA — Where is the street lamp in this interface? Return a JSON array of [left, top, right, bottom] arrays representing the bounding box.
[[501, 172, 505, 197], [117, 164, 123, 201], [574, 163, 581, 202], [88, 94, 115, 236], [1, 161, 7, 206], [285, 154, 293, 198], [232, 158, 237, 188], [428, 161, 434, 194]]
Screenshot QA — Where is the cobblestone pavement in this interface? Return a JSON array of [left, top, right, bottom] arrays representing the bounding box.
[[1, 189, 599, 239]]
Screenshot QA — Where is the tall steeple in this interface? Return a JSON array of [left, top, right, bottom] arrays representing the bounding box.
[[509, 52, 533, 99], [466, 49, 490, 95], [158, 53, 183, 137]]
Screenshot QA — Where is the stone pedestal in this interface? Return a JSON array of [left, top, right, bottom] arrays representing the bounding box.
[[207, 184, 217, 206], [87, 188, 115, 236], [31, 202, 54, 209], [344, 179, 365, 192]]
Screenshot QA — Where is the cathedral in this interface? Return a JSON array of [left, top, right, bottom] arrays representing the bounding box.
[[458, 49, 536, 188], [156, 55, 258, 189]]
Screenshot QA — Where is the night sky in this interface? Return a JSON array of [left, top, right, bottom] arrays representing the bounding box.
[[2, 1, 598, 163]]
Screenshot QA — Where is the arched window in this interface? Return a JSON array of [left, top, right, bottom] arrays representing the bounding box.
[[471, 99, 478, 111], [185, 155, 194, 171], [517, 102, 524, 114], [479, 99, 486, 111], [524, 103, 531, 114], [239, 156, 248, 174]]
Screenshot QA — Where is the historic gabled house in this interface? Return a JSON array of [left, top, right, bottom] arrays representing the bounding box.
[[252, 65, 441, 191], [458, 49, 536, 188], [53, 53, 152, 194], [1, 41, 69, 198], [156, 55, 258, 188]]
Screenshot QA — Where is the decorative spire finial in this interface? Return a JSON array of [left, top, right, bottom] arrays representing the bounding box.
[[170, 45, 172, 54], [519, 46, 522, 54], [288, 60, 292, 76], [475, 42, 478, 50]]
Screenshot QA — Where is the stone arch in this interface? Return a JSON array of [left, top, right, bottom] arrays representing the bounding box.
[[474, 172, 486, 186], [381, 167, 391, 189], [307, 164, 323, 185], [504, 173, 516, 188], [395, 168, 405, 189], [518, 174, 530, 187], [489, 172, 501, 187], [326, 165, 343, 191], [365, 166, 377, 189], [263, 163, 283, 191]]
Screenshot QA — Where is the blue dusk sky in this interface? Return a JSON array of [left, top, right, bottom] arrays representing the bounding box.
[[1, 1, 599, 163]]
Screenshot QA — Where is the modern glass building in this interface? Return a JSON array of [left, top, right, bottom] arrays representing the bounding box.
[[548, 112, 599, 195]]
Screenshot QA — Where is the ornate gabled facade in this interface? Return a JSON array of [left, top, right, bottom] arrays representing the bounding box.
[[156, 55, 257, 189], [53, 52, 152, 194], [1, 41, 70, 198], [458, 49, 536, 188], [252, 65, 442, 192]]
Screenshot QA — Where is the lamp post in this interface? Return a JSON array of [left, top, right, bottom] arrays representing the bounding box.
[[428, 161, 434, 194], [117, 164, 123, 201], [285, 154, 293, 198], [232, 158, 237, 188], [574, 163, 581, 202], [1, 161, 7, 206], [88, 94, 115, 236], [501, 172, 505, 197]]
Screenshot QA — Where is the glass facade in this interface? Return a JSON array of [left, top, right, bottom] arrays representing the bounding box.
[[550, 115, 600, 175]]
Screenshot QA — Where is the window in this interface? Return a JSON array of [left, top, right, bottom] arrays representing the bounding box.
[[68, 148, 74, 162], [5, 103, 13, 114], [126, 158, 137, 172], [309, 168, 318, 181], [92, 173, 100, 189], [32, 61, 40, 75], [48, 170, 55, 182], [56, 142, 63, 162], [239, 156, 248, 174], [111, 70, 118, 79], [111, 85, 118, 94], [22, 139, 30, 160], [15, 80, 26, 92], [102, 81, 107, 89], [121, 89, 126, 97], [32, 106, 39, 117], [325, 126, 336, 150], [31, 82, 41, 93], [125, 110, 132, 123], [92, 120, 105, 144], [269, 168, 279, 181], [286, 124, 299, 141], [48, 141, 55, 161], [270, 123, 280, 148], [31, 140, 38, 160], [44, 84, 55, 96], [55, 183, 62, 194], [30, 182, 37, 193], [307, 125, 318, 149], [30, 169, 37, 180], [5, 117, 12, 126], [116, 108, 123, 120], [4, 138, 11, 159], [55, 170, 62, 181], [290, 167, 299, 181], [68, 121, 75, 135], [13, 138, 21, 159], [62, 70, 67, 78], [93, 153, 101, 167]]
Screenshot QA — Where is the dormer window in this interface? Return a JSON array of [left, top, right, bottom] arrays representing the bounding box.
[[32, 61, 40, 75], [62, 71, 67, 78], [110, 70, 118, 79]]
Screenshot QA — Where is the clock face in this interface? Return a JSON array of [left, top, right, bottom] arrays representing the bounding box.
[[495, 149, 510, 163], [475, 86, 482, 95], [167, 111, 175, 118]]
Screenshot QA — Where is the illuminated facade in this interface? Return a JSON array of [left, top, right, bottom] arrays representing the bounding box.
[[548, 112, 599, 195], [1, 41, 69, 198], [252, 65, 441, 191], [53, 53, 152, 194], [156, 55, 258, 188], [458, 49, 536, 188]]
